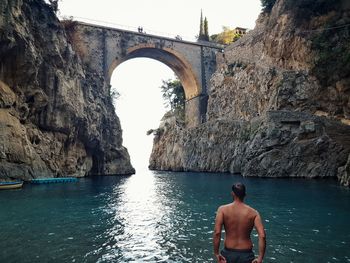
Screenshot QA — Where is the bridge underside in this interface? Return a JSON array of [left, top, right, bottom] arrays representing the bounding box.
[[108, 46, 201, 100]]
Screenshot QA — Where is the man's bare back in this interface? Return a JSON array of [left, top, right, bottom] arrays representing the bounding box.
[[213, 183, 266, 263], [220, 202, 257, 250]]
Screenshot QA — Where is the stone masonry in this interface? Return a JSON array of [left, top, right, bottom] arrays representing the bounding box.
[[67, 22, 222, 127]]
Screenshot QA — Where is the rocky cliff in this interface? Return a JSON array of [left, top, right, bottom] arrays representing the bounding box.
[[0, 0, 134, 181], [149, 0, 350, 186]]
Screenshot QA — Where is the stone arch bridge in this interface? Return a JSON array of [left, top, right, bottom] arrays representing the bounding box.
[[69, 22, 222, 127]]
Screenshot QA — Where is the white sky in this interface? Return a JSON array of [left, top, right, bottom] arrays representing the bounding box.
[[58, 0, 262, 171]]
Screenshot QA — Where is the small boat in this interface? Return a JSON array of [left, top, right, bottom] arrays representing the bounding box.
[[0, 181, 23, 190]]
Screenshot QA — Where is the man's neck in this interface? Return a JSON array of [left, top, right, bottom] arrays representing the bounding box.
[[233, 198, 244, 204]]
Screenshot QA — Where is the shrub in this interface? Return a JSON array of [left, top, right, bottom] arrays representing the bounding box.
[[284, 0, 342, 21], [261, 0, 277, 12], [311, 21, 350, 86]]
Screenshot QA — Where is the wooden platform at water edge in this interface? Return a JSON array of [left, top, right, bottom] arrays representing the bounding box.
[[30, 177, 78, 184]]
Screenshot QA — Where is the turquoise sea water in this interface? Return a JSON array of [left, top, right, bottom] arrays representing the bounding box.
[[0, 171, 349, 262]]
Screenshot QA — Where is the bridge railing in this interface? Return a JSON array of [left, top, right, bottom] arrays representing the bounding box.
[[59, 15, 225, 49], [59, 15, 197, 42]]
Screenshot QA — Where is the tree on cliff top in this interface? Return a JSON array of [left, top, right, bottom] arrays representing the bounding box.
[[203, 17, 210, 41], [199, 10, 204, 39], [197, 10, 210, 41]]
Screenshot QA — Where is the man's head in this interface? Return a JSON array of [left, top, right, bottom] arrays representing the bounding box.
[[232, 182, 246, 200]]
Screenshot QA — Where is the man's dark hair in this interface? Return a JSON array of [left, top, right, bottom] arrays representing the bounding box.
[[232, 183, 246, 199]]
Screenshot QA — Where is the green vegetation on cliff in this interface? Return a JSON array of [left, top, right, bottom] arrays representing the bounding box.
[[311, 19, 350, 86], [286, 0, 349, 86], [160, 78, 185, 121], [261, 0, 342, 16], [211, 27, 243, 45], [261, 0, 350, 86], [260, 0, 276, 12], [45, 0, 60, 13]]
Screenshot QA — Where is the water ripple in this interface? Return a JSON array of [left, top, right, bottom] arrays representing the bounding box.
[[0, 173, 349, 262]]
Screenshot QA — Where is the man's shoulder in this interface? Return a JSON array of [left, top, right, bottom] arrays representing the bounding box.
[[217, 203, 233, 211], [222, 203, 234, 208], [244, 204, 259, 215]]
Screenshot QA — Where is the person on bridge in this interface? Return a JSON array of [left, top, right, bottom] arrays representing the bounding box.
[[213, 183, 266, 263]]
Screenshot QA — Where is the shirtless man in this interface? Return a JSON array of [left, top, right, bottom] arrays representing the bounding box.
[[213, 183, 266, 263]]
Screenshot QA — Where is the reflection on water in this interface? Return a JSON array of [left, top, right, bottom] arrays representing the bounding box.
[[101, 173, 166, 261], [0, 171, 349, 262], [91, 172, 213, 262]]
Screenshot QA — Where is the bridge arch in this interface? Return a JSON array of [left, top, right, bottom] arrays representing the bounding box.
[[107, 44, 201, 100], [71, 22, 220, 126]]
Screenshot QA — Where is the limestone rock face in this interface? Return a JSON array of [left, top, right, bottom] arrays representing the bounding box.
[[150, 111, 350, 179], [150, 0, 350, 186], [0, 0, 134, 181]]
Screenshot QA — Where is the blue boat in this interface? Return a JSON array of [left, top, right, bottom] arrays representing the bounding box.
[[30, 177, 78, 184], [0, 181, 23, 190]]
